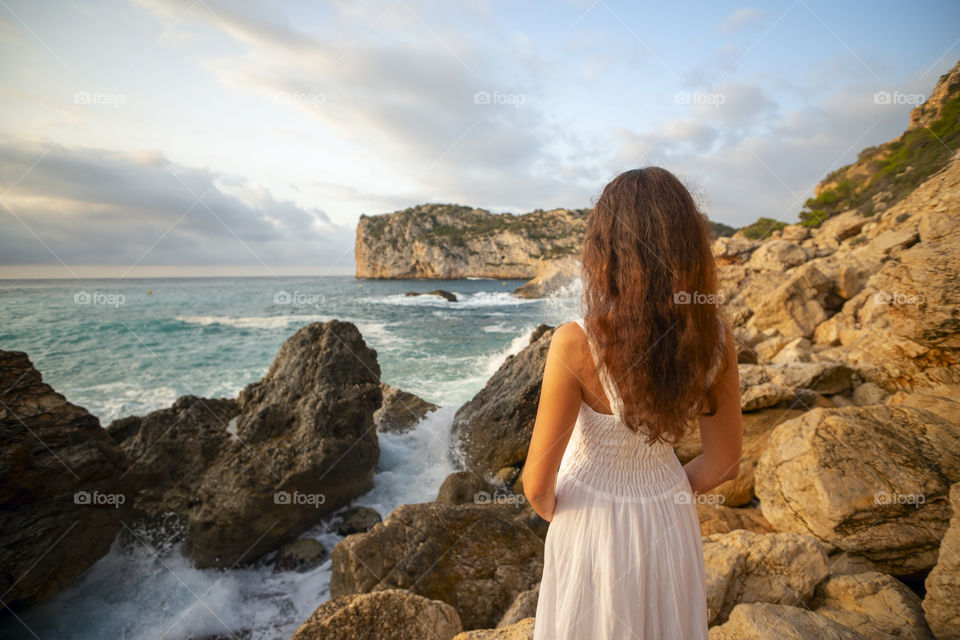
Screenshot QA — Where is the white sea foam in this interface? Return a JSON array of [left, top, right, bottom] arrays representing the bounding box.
[[358, 290, 537, 308], [175, 315, 329, 329]]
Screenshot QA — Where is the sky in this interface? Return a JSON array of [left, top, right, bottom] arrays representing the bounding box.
[[1, 0, 958, 278]]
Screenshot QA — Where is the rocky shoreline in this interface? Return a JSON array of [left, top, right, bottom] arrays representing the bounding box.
[[3, 62, 959, 640]]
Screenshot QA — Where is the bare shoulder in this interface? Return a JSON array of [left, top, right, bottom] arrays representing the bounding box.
[[549, 321, 584, 351]]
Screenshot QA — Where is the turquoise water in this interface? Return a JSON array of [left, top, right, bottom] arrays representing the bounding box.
[[0, 275, 580, 640]]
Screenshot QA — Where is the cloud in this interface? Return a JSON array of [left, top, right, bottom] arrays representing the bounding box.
[[718, 8, 765, 33], [0, 137, 354, 270]]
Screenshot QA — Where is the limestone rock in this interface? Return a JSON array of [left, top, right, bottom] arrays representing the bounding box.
[[811, 571, 933, 640], [0, 351, 130, 608], [923, 482, 960, 639], [337, 506, 382, 536], [330, 501, 544, 630], [755, 405, 960, 574], [291, 588, 462, 640], [437, 471, 494, 505], [105, 394, 239, 521], [697, 504, 774, 535], [374, 382, 438, 434], [747, 239, 809, 271], [497, 585, 539, 627], [703, 529, 830, 625], [709, 602, 869, 639], [453, 618, 535, 640], [184, 320, 382, 568], [452, 326, 555, 480], [274, 538, 329, 573], [514, 256, 580, 299]]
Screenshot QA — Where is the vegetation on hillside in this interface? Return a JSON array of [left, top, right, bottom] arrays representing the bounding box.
[[799, 86, 960, 226]]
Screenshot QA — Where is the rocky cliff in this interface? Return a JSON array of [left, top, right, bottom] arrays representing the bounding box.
[[354, 203, 735, 280], [800, 60, 960, 224], [354, 204, 589, 279]]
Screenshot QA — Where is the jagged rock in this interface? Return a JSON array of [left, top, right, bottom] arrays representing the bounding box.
[[452, 326, 555, 480], [708, 602, 868, 639], [0, 351, 130, 608], [374, 383, 438, 434], [703, 529, 830, 625], [816, 210, 871, 250], [747, 239, 809, 271], [497, 585, 539, 627], [355, 204, 588, 279], [453, 618, 535, 640], [696, 504, 774, 535], [887, 385, 960, 425], [337, 506, 382, 536], [755, 405, 960, 574], [105, 395, 239, 520], [184, 320, 382, 568], [851, 382, 888, 406], [923, 482, 960, 639], [274, 538, 328, 573], [437, 471, 494, 505], [514, 256, 580, 299], [811, 571, 934, 640], [745, 263, 835, 338], [825, 552, 880, 577], [713, 236, 761, 265], [330, 501, 544, 630], [405, 289, 458, 302], [291, 589, 462, 640]]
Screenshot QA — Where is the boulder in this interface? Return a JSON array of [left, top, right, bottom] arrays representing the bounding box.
[[337, 506, 382, 536], [105, 394, 239, 520], [274, 538, 328, 573], [696, 504, 774, 535], [0, 351, 130, 609], [405, 289, 458, 302], [453, 618, 535, 640], [712, 236, 761, 265], [745, 263, 835, 338], [452, 326, 555, 479], [437, 470, 495, 505], [747, 239, 809, 271], [703, 529, 830, 625], [497, 585, 539, 627], [330, 501, 544, 630], [923, 482, 960, 639], [709, 602, 869, 639], [291, 589, 462, 640], [887, 385, 960, 425], [851, 382, 888, 406], [184, 320, 382, 568], [811, 571, 934, 640], [374, 382, 438, 434], [755, 405, 960, 574]]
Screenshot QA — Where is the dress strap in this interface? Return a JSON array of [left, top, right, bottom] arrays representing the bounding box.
[[575, 317, 624, 418]]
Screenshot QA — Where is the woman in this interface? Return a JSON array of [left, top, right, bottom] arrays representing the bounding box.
[[522, 166, 742, 639]]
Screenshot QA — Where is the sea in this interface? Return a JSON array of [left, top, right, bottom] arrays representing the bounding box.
[[0, 275, 582, 640]]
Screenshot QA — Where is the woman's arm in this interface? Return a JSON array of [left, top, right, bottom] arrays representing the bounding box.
[[521, 322, 583, 522], [684, 324, 743, 495]]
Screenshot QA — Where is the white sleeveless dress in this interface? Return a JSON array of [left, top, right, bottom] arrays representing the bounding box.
[[532, 316, 721, 639]]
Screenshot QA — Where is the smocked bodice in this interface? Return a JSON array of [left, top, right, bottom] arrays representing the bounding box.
[[558, 402, 685, 500], [555, 316, 716, 501]]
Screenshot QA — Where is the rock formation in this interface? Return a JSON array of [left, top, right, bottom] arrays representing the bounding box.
[[183, 320, 382, 568], [330, 501, 544, 630], [0, 351, 129, 609]]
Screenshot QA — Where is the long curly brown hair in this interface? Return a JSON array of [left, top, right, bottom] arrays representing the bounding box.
[[581, 166, 728, 445]]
